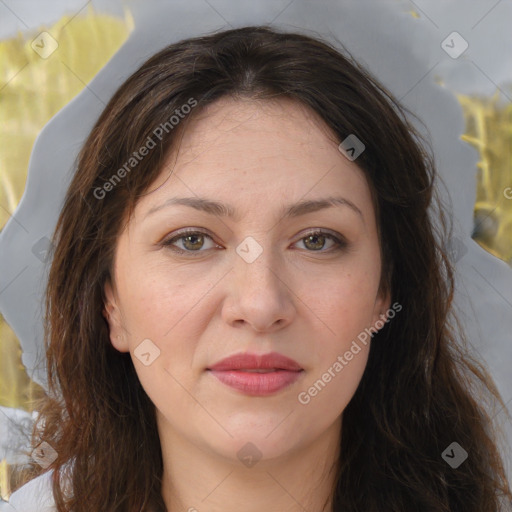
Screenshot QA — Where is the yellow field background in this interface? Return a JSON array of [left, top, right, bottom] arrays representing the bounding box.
[[0, 6, 510, 500], [0, 7, 133, 499]]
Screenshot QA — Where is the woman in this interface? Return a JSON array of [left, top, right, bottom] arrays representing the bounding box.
[[6, 25, 512, 511]]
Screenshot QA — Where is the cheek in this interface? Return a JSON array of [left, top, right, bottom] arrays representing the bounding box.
[[299, 263, 381, 347], [295, 270, 376, 408], [118, 257, 215, 339], [115, 259, 224, 399], [303, 278, 373, 388], [293, 262, 378, 411], [118, 264, 207, 412], [296, 343, 369, 440]]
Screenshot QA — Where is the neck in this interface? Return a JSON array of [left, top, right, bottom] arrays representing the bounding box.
[[159, 417, 341, 512]]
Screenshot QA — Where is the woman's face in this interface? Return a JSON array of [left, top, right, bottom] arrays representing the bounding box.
[[104, 97, 390, 464]]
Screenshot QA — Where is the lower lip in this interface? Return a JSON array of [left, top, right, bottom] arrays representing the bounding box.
[[208, 369, 304, 396]]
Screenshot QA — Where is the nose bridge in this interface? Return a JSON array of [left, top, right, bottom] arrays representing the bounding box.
[[225, 234, 295, 330], [234, 234, 281, 291]]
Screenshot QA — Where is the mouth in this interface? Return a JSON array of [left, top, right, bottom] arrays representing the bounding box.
[[206, 352, 304, 396]]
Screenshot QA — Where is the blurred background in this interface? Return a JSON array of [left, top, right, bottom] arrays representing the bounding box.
[[0, 0, 511, 500], [0, 0, 133, 498]]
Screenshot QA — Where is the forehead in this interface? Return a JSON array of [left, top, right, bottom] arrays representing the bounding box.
[[135, 97, 374, 222], [178, 96, 336, 153]]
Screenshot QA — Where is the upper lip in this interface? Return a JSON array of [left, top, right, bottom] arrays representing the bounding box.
[[207, 351, 303, 371]]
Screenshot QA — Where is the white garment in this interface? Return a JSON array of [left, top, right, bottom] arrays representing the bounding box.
[[0, 471, 56, 511], [0, 473, 159, 511]]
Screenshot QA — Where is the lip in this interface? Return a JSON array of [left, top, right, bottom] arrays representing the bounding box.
[[207, 351, 304, 396], [208, 351, 303, 371]]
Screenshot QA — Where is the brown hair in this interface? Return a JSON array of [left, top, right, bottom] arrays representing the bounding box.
[[22, 26, 511, 511]]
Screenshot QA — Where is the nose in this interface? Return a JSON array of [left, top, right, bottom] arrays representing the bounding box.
[[221, 238, 296, 333]]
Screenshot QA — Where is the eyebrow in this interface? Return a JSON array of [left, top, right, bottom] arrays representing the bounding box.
[[144, 196, 364, 222]]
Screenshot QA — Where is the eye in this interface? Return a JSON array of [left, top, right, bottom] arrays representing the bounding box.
[[160, 228, 347, 255], [293, 230, 346, 252], [161, 229, 217, 255]]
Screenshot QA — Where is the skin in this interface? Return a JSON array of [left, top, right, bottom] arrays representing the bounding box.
[[103, 97, 390, 512]]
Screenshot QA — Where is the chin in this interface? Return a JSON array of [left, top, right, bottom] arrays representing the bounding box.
[[201, 419, 307, 464]]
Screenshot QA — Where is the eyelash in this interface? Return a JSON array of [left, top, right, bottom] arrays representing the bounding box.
[[160, 228, 347, 256]]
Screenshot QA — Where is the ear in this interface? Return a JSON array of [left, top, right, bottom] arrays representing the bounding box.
[[103, 278, 130, 353], [371, 283, 392, 329]]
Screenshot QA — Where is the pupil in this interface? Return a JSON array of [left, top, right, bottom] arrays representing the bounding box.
[[306, 235, 324, 250], [185, 235, 203, 250]]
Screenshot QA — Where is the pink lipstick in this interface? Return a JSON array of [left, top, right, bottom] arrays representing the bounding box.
[[207, 351, 304, 396]]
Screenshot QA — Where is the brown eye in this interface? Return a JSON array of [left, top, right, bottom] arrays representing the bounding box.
[[296, 231, 346, 252], [161, 228, 346, 256], [162, 230, 217, 254], [303, 233, 328, 251], [181, 233, 205, 251]]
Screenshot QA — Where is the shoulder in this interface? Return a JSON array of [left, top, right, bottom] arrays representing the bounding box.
[[0, 471, 56, 511]]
